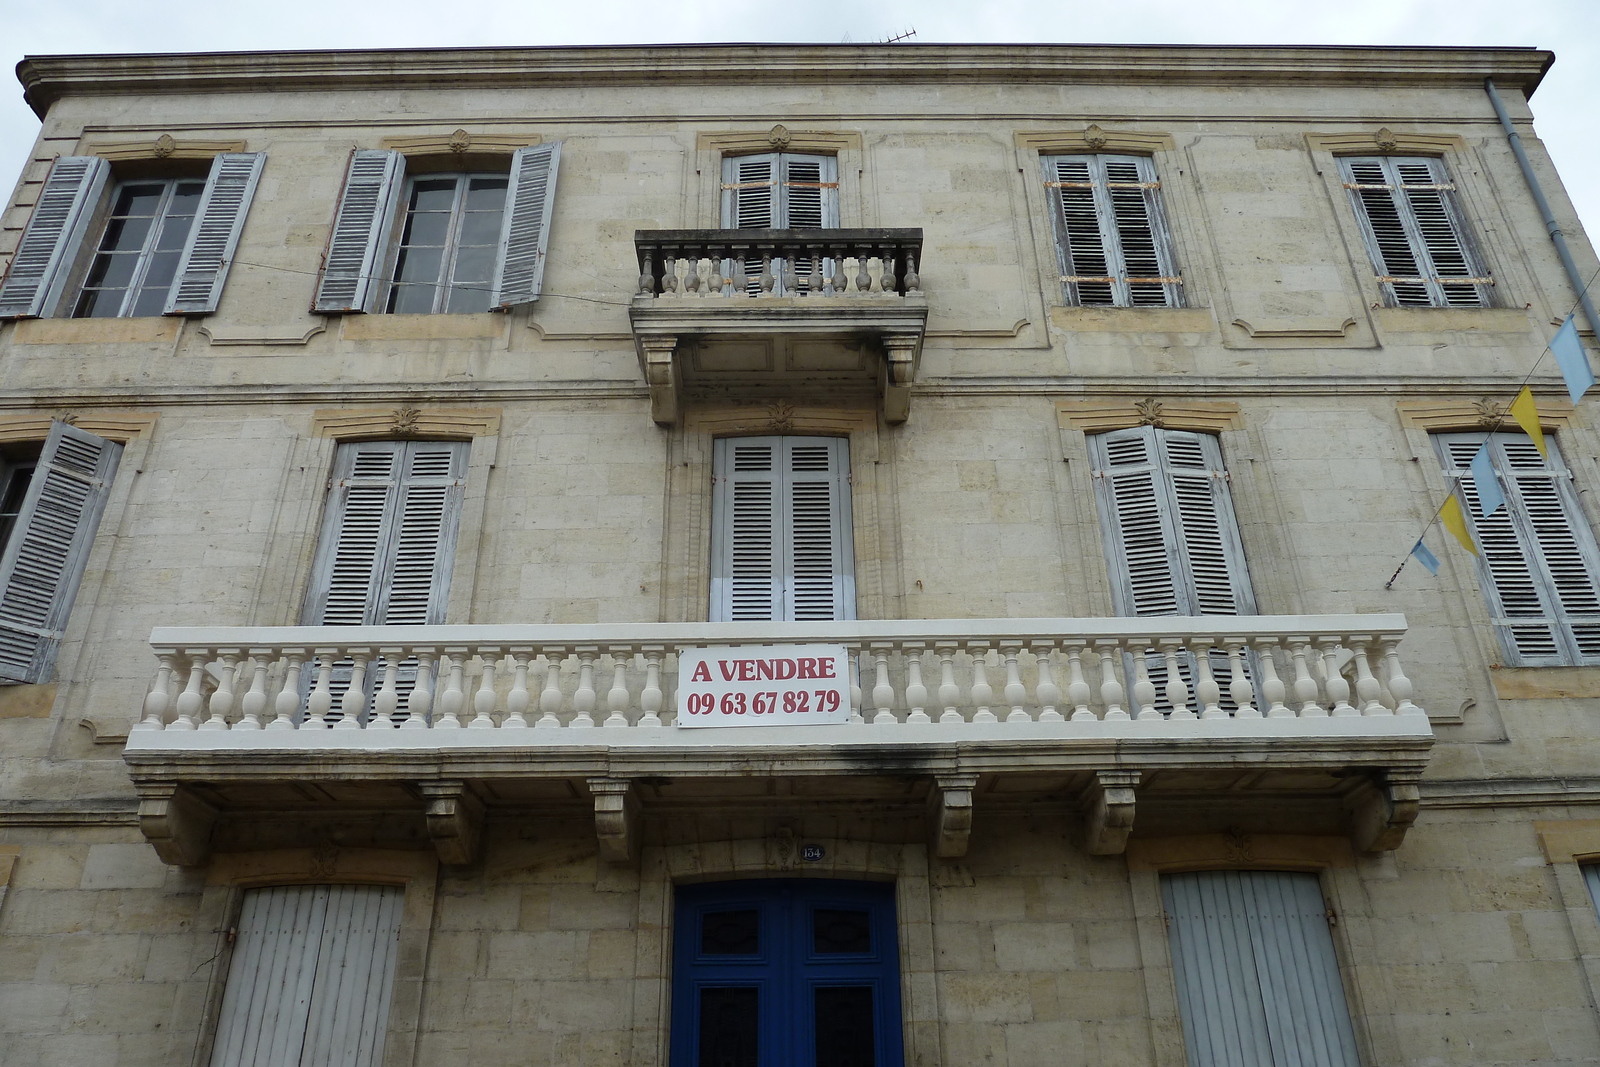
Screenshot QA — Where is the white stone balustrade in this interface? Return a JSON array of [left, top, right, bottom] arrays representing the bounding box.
[[634, 228, 923, 300], [130, 615, 1429, 741]]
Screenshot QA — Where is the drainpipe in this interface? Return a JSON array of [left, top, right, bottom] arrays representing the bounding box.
[[1485, 77, 1600, 345]]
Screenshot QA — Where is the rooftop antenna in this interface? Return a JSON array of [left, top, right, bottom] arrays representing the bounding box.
[[880, 27, 917, 44]]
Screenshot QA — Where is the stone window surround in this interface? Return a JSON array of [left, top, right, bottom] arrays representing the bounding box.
[[188, 848, 437, 1067], [1125, 833, 1384, 1067], [693, 128, 865, 230]]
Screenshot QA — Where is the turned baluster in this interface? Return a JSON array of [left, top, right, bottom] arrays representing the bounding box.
[[1289, 639, 1322, 716], [166, 655, 202, 731], [404, 654, 434, 729], [337, 651, 370, 730], [661, 254, 678, 294], [810, 252, 823, 295], [1038, 640, 1068, 723], [903, 643, 930, 724], [707, 257, 726, 296], [854, 252, 871, 293], [1320, 638, 1358, 716], [269, 653, 302, 731], [469, 650, 500, 728], [968, 644, 996, 723], [1001, 643, 1030, 722], [832, 253, 848, 294], [758, 254, 775, 294], [1191, 642, 1225, 720], [1132, 648, 1161, 720], [1162, 640, 1194, 720], [936, 643, 963, 723], [237, 655, 269, 731], [1225, 641, 1259, 718], [1096, 640, 1128, 720], [504, 650, 532, 728], [1252, 639, 1292, 717], [639, 647, 665, 727], [605, 649, 633, 727], [732, 257, 749, 293], [200, 653, 238, 731], [435, 652, 465, 729], [571, 648, 598, 727], [537, 649, 566, 727], [303, 653, 335, 730], [370, 653, 401, 729], [782, 254, 798, 295], [1349, 638, 1389, 716], [638, 252, 655, 295], [138, 654, 176, 731], [1381, 639, 1424, 717], [848, 646, 865, 723], [682, 255, 700, 294], [871, 644, 897, 724], [903, 250, 920, 293]]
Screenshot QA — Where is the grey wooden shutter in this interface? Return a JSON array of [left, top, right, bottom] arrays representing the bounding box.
[[0, 421, 120, 683], [210, 884, 403, 1067], [305, 440, 468, 626], [778, 153, 839, 229], [314, 150, 405, 313], [710, 436, 854, 622], [1090, 426, 1253, 617], [163, 152, 266, 315], [1435, 432, 1600, 665], [1162, 871, 1360, 1067], [492, 142, 561, 308], [722, 153, 778, 229], [0, 155, 110, 319], [1341, 155, 1489, 308], [1045, 154, 1180, 308], [1583, 864, 1600, 918]]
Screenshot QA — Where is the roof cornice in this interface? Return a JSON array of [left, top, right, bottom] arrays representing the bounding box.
[[16, 43, 1555, 118]]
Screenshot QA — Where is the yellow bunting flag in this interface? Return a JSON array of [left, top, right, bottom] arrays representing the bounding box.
[[1440, 493, 1478, 555], [1508, 386, 1548, 459]]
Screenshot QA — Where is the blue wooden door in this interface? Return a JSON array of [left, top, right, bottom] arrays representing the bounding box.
[[671, 879, 904, 1067]]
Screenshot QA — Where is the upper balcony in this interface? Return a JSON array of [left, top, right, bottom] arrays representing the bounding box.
[[629, 228, 927, 425], [123, 614, 1432, 869]]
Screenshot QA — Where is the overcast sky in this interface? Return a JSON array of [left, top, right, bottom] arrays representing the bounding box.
[[1, 0, 1596, 238]]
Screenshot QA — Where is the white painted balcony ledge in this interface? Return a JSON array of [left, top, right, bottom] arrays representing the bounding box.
[[123, 615, 1433, 868]]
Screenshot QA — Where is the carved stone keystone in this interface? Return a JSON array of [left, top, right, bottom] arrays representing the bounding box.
[[930, 774, 979, 858], [588, 778, 639, 862], [1081, 770, 1140, 855], [418, 780, 484, 865]]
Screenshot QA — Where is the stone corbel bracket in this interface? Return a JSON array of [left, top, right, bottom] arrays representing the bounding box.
[[929, 774, 979, 858], [880, 333, 921, 425], [1350, 768, 1423, 853], [1081, 770, 1141, 855], [588, 778, 639, 863], [638, 336, 680, 426], [136, 782, 216, 867], [418, 780, 484, 865]]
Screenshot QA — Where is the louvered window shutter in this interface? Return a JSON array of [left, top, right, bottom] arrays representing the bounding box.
[[209, 884, 403, 1067], [0, 155, 110, 319], [0, 421, 121, 683], [314, 150, 405, 313], [722, 153, 778, 229], [1045, 154, 1180, 308], [1342, 155, 1489, 308], [1435, 432, 1600, 665], [1090, 426, 1253, 617], [492, 142, 561, 308], [778, 153, 839, 229], [710, 436, 855, 622], [1162, 871, 1361, 1067], [163, 152, 266, 315], [305, 441, 468, 626]]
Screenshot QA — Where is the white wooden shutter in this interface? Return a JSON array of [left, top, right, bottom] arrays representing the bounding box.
[[710, 436, 855, 622], [1435, 432, 1600, 665], [1090, 426, 1253, 617], [0, 421, 120, 683], [1342, 156, 1489, 308], [493, 141, 561, 308], [210, 884, 403, 1067], [1045, 154, 1180, 308], [305, 441, 468, 627], [314, 150, 404, 313], [1162, 871, 1360, 1067], [0, 155, 110, 319], [163, 152, 265, 315]]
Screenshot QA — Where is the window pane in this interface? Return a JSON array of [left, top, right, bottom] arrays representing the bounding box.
[[400, 210, 452, 249], [0, 462, 36, 557], [448, 245, 495, 287], [111, 185, 166, 221], [81, 251, 139, 291], [813, 908, 871, 954], [700, 909, 759, 955], [814, 986, 874, 1067], [464, 177, 508, 210], [456, 208, 505, 248], [408, 179, 459, 212], [393, 247, 444, 288], [698, 988, 758, 1067], [388, 281, 439, 315], [97, 214, 154, 255], [72, 288, 122, 318], [444, 280, 492, 315]]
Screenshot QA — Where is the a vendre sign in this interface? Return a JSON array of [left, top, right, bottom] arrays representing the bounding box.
[[676, 645, 851, 727]]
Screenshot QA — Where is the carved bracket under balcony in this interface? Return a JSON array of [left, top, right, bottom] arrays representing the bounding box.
[[930, 774, 979, 858], [630, 229, 927, 425], [419, 780, 484, 865], [1349, 768, 1423, 852], [589, 777, 639, 863], [1081, 770, 1141, 855], [136, 781, 216, 867]]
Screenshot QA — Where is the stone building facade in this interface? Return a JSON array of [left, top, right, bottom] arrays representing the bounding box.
[[0, 41, 1596, 1067]]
